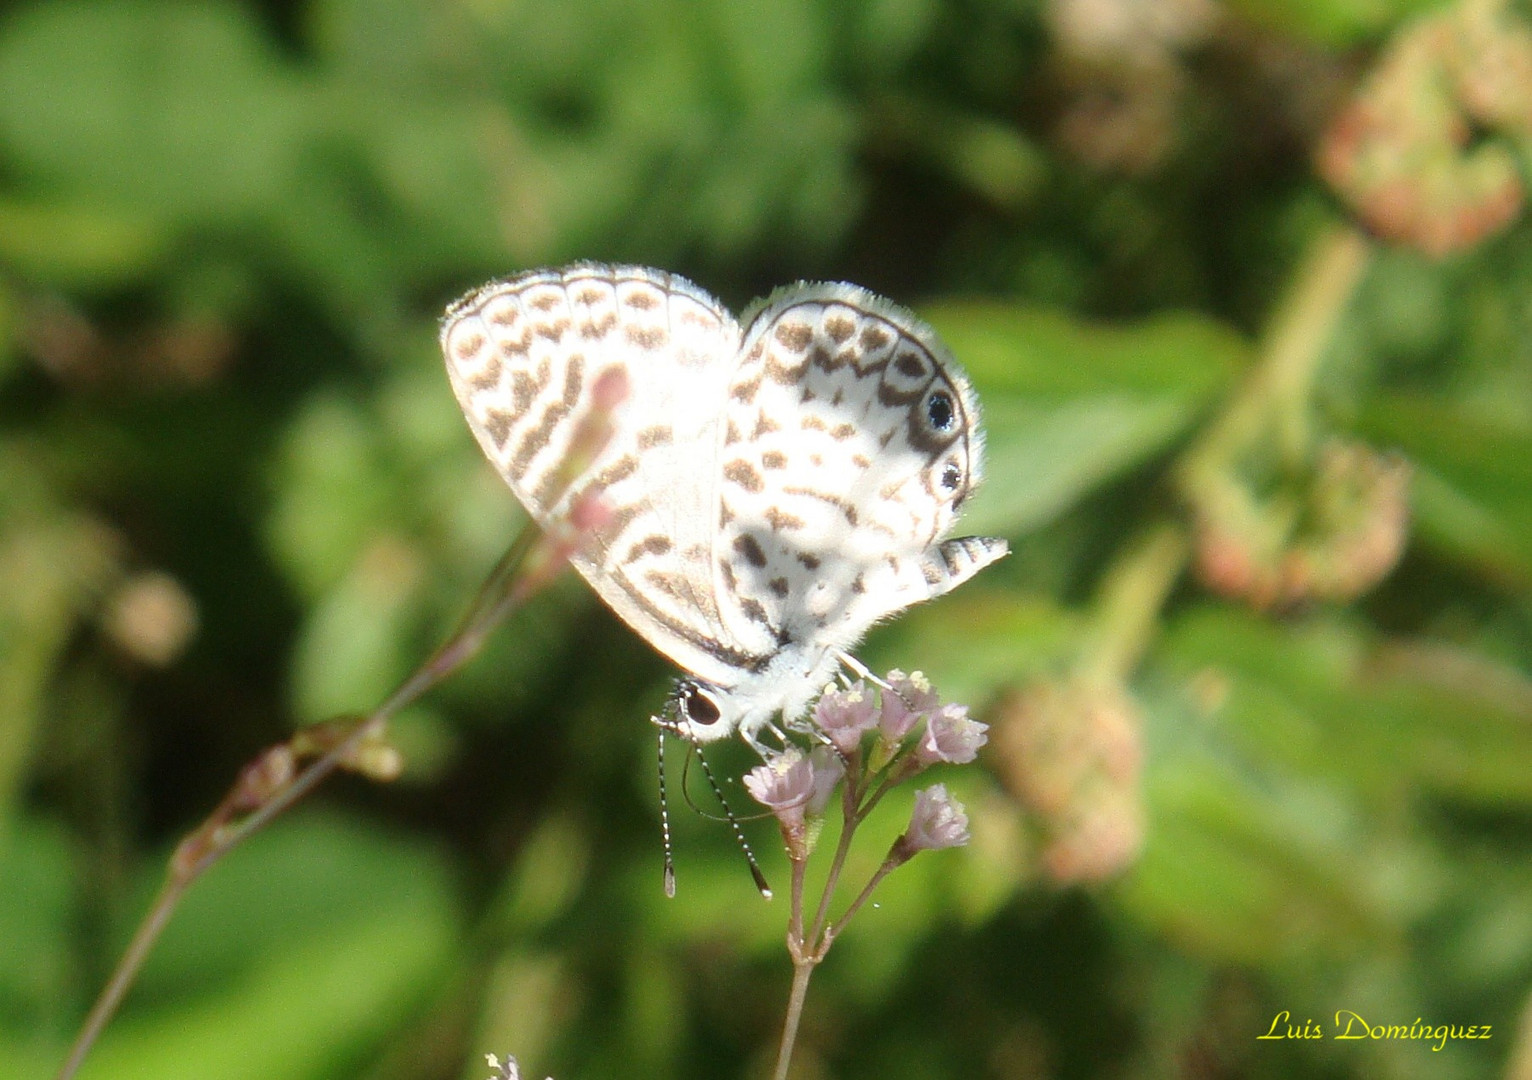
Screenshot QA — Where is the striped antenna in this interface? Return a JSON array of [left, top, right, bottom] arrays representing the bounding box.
[[657, 723, 676, 898], [654, 708, 771, 900], [692, 743, 772, 899]]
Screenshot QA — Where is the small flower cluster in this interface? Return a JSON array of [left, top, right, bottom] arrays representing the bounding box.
[[1189, 438, 1411, 611], [741, 670, 986, 1072], [745, 669, 986, 922], [1318, 0, 1532, 256], [741, 745, 843, 857], [989, 674, 1145, 885]]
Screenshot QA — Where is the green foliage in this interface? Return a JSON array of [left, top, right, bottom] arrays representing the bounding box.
[[1225, 0, 1445, 45], [2, 0, 1531, 1078]]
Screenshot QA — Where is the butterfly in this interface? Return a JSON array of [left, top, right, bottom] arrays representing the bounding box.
[[441, 264, 1007, 751]]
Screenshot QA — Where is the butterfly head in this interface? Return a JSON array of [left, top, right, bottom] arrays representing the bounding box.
[[667, 678, 740, 744]]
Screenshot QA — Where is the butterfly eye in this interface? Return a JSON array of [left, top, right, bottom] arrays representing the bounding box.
[[684, 686, 722, 726]]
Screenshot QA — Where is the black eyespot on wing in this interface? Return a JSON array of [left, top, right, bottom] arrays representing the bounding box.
[[927, 391, 954, 431], [684, 686, 722, 726], [941, 463, 962, 491]]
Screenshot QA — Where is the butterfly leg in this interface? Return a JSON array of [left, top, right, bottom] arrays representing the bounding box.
[[835, 650, 895, 693], [738, 714, 792, 758]]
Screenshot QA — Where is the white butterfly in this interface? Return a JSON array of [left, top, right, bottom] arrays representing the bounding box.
[[441, 264, 1007, 750]]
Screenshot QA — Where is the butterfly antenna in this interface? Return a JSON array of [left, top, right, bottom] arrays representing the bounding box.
[[656, 723, 677, 898], [676, 742, 775, 821], [693, 743, 773, 900]]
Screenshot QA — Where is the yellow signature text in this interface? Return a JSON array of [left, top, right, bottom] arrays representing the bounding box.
[[1257, 1010, 1492, 1052]]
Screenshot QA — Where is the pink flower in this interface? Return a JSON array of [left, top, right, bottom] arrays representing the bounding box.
[[916, 703, 988, 765], [903, 784, 971, 851], [813, 683, 879, 755], [744, 749, 815, 828], [879, 669, 940, 742]]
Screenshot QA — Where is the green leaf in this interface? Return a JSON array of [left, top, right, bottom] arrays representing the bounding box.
[[0, 0, 311, 225], [865, 589, 1078, 706], [0, 818, 76, 1037], [918, 303, 1248, 536], [85, 815, 456, 1080], [289, 537, 425, 723], [265, 395, 397, 601], [1119, 746, 1419, 969], [961, 394, 1194, 537], [922, 301, 1248, 400], [127, 812, 455, 994], [1356, 394, 1532, 587], [1120, 603, 1532, 976], [1224, 0, 1444, 45], [1159, 606, 1532, 806], [0, 200, 167, 289], [0, 815, 458, 1080]]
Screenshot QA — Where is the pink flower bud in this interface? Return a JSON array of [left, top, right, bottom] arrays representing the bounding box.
[[916, 703, 989, 765], [904, 784, 971, 851], [879, 668, 940, 742]]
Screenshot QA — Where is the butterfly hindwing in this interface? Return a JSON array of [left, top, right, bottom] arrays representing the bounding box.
[[714, 284, 994, 655]]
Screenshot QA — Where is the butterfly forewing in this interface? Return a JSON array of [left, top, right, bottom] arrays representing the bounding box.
[[441, 265, 772, 686]]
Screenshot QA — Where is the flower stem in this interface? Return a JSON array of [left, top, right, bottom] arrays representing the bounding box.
[[1181, 223, 1373, 487], [775, 764, 875, 1078], [1263, 225, 1373, 460], [1076, 223, 1373, 687], [829, 858, 898, 941], [772, 959, 818, 1080], [1080, 522, 1190, 687], [806, 775, 863, 945], [788, 854, 807, 945], [55, 524, 548, 1080], [854, 760, 911, 825], [52, 871, 187, 1080]]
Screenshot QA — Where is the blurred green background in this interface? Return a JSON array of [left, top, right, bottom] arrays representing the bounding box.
[[4, 0, 1532, 1077]]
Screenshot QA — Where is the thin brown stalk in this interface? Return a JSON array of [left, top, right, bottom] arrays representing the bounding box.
[[806, 772, 863, 946], [787, 852, 808, 946], [771, 959, 818, 1080], [829, 858, 899, 942], [54, 521, 554, 1080]]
